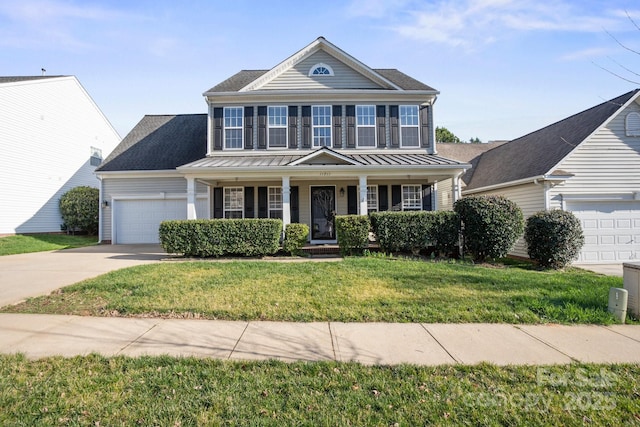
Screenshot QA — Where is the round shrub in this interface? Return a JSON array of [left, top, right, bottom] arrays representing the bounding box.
[[524, 210, 584, 269], [283, 223, 309, 256], [454, 195, 524, 262], [59, 186, 99, 235], [335, 215, 370, 256]]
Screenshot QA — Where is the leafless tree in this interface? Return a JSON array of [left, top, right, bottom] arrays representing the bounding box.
[[595, 11, 640, 85]]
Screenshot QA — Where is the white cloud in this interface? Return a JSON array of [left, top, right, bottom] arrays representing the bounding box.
[[560, 47, 613, 61], [365, 0, 629, 49]]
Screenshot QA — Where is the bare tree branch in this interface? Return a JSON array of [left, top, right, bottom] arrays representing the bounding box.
[[592, 61, 640, 85], [607, 55, 640, 78], [603, 28, 640, 56], [626, 10, 640, 32]]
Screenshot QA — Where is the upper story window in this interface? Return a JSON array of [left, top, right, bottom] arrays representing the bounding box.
[[309, 63, 334, 76], [224, 107, 243, 150], [312, 105, 332, 147], [356, 105, 376, 148], [90, 146, 102, 166], [626, 112, 640, 137], [400, 105, 419, 148], [268, 106, 287, 148]]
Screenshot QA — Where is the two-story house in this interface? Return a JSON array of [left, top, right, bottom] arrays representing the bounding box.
[[96, 37, 470, 244]]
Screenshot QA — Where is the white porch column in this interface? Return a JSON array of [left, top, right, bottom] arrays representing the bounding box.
[[187, 176, 197, 219], [282, 176, 291, 227], [358, 175, 368, 215]]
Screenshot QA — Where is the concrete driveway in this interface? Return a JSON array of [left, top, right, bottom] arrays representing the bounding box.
[[0, 245, 166, 307], [573, 264, 624, 277]]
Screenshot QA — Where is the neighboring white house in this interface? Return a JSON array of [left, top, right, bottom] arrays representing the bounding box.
[[439, 90, 640, 264], [96, 37, 470, 244], [0, 76, 121, 235]]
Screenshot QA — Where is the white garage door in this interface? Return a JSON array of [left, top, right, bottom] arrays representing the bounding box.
[[568, 201, 640, 263], [114, 199, 188, 244]]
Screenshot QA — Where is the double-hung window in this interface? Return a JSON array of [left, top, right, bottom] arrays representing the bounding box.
[[366, 185, 378, 213], [399, 105, 419, 148], [224, 187, 244, 218], [268, 187, 283, 219], [356, 105, 376, 147], [268, 106, 287, 148], [224, 107, 243, 149], [402, 185, 422, 211], [312, 105, 332, 147]]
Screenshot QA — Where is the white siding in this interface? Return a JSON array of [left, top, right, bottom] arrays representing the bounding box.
[[470, 183, 545, 258], [101, 177, 208, 242], [0, 77, 120, 234], [549, 100, 640, 208], [262, 51, 383, 90]]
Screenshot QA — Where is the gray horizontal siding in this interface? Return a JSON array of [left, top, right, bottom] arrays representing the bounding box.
[[262, 51, 382, 90]]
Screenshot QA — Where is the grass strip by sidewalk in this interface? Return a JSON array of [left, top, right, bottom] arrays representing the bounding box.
[[2, 257, 628, 324], [1, 354, 638, 426], [0, 234, 97, 256]]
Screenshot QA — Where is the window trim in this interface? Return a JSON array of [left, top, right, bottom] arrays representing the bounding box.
[[312, 105, 332, 148], [308, 63, 334, 76], [223, 186, 244, 218], [223, 107, 244, 151], [356, 105, 376, 148], [267, 106, 288, 149], [399, 105, 420, 148], [401, 184, 422, 211], [358, 185, 378, 214], [268, 186, 283, 219]]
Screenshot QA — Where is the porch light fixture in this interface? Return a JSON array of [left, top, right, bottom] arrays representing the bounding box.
[[339, 187, 345, 197], [102, 200, 109, 208]]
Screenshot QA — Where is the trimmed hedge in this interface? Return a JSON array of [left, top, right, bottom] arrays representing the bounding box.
[[370, 211, 460, 256], [59, 186, 99, 235], [525, 209, 585, 269], [283, 223, 309, 256], [454, 195, 524, 262], [335, 215, 370, 256], [159, 219, 282, 257]]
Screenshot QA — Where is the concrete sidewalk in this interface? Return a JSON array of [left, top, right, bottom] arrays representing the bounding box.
[[1, 313, 640, 365]]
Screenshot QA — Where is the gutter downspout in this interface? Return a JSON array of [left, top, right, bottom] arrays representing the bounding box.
[[452, 171, 464, 203], [98, 175, 104, 243], [533, 178, 551, 211]]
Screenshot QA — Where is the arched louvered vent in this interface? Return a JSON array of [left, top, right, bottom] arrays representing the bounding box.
[[626, 112, 640, 137]]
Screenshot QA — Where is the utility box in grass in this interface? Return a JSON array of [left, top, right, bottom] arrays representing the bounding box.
[[623, 262, 640, 318], [608, 288, 628, 323]]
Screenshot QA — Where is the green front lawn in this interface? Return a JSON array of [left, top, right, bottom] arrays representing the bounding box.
[[0, 234, 97, 256], [1, 355, 638, 426], [3, 257, 628, 324]]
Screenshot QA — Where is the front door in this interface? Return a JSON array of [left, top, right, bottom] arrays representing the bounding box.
[[311, 186, 336, 241]]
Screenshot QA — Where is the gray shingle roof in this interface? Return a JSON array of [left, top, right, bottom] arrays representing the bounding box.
[[206, 69, 434, 92], [465, 90, 640, 190], [0, 76, 68, 83], [97, 114, 207, 171], [436, 141, 508, 185]]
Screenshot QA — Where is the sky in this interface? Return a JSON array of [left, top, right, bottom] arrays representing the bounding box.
[[2, 0, 640, 143]]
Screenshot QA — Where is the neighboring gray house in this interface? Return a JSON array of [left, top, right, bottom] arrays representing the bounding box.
[[439, 90, 640, 264], [96, 37, 470, 244], [0, 76, 120, 235]]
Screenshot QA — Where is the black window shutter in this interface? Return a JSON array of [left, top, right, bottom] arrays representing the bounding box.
[[376, 105, 386, 148], [213, 187, 223, 218], [378, 185, 388, 211], [347, 186, 358, 214], [391, 185, 402, 211], [389, 105, 399, 148], [257, 106, 267, 149], [244, 106, 254, 149], [290, 186, 299, 223], [420, 105, 430, 149], [244, 187, 255, 218], [213, 107, 223, 151], [257, 187, 268, 218], [301, 107, 311, 149], [422, 184, 432, 211], [288, 106, 298, 149], [332, 105, 342, 148], [346, 105, 356, 148]]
